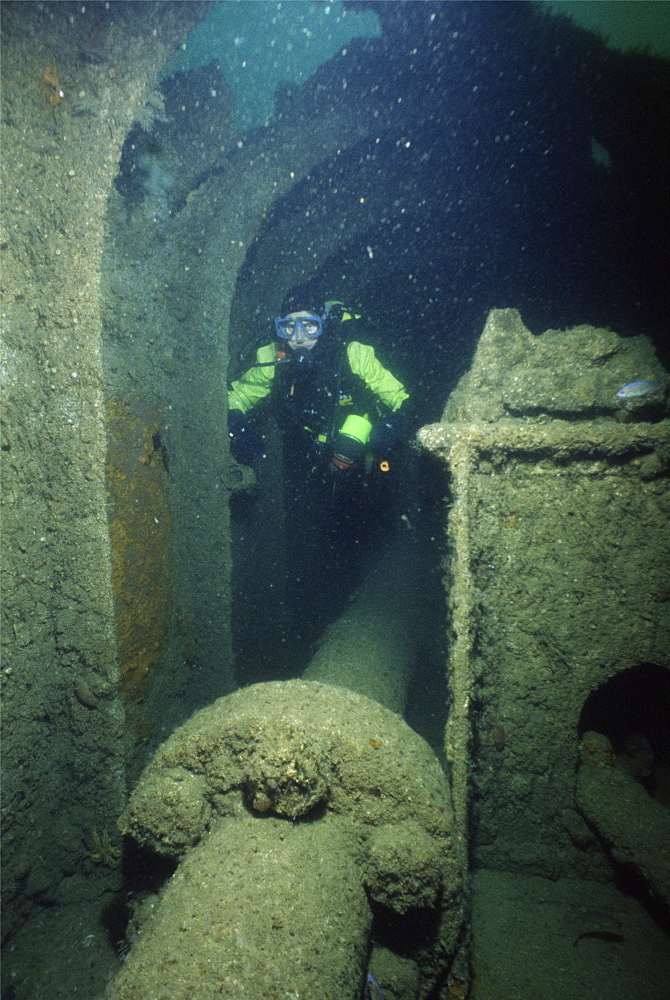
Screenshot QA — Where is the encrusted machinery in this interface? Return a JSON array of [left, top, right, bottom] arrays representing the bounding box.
[[420, 308, 670, 893], [104, 538, 470, 998], [108, 680, 464, 1000]]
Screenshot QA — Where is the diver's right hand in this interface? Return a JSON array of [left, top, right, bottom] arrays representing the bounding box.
[[228, 410, 263, 464]]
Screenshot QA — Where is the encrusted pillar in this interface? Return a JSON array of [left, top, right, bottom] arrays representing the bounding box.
[[420, 308, 670, 882], [0, 0, 207, 939]]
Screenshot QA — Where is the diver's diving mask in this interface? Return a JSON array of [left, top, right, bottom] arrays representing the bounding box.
[[275, 315, 323, 340]]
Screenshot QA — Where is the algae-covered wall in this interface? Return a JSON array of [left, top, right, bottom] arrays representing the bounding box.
[[0, 0, 207, 940], [420, 309, 670, 882]]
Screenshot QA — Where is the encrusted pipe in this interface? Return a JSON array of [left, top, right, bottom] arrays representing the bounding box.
[[106, 525, 463, 999], [108, 681, 461, 1000], [576, 738, 670, 906], [302, 533, 419, 712]]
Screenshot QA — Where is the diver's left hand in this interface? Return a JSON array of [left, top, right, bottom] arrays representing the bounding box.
[[368, 410, 406, 451]]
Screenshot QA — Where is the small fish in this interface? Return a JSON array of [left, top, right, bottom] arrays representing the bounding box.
[[367, 973, 384, 999], [573, 929, 624, 946], [152, 429, 171, 477], [615, 379, 665, 398], [77, 48, 106, 65], [572, 909, 623, 947]]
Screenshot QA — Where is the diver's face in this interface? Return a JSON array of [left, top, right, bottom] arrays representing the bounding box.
[[284, 312, 320, 351]]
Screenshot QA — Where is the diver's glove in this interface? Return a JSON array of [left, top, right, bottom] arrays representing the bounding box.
[[228, 409, 263, 464], [368, 410, 406, 452]]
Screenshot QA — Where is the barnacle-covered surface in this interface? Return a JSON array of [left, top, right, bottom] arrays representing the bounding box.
[[114, 680, 462, 1000], [420, 308, 670, 882], [0, 0, 205, 964]]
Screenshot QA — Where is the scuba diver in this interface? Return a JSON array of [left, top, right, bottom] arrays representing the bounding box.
[[228, 291, 409, 476], [227, 289, 410, 637]]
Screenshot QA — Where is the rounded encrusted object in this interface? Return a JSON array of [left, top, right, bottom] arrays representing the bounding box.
[[121, 766, 210, 855], [244, 745, 329, 818], [364, 819, 442, 913], [579, 730, 615, 768], [121, 680, 454, 853]]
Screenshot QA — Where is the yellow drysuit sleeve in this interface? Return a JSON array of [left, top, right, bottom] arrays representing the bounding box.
[[228, 344, 277, 414], [346, 341, 409, 412]]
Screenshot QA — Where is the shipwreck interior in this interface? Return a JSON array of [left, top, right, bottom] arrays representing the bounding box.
[[579, 663, 670, 796], [1, 2, 670, 999]]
